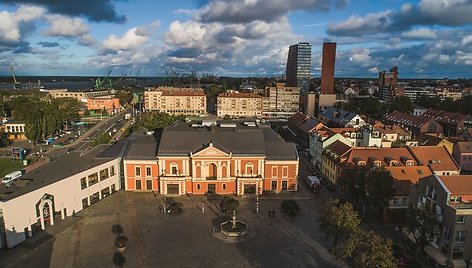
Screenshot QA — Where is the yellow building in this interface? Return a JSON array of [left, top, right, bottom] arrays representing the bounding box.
[[321, 140, 351, 185], [2, 121, 27, 140], [144, 87, 207, 116], [217, 92, 262, 118]]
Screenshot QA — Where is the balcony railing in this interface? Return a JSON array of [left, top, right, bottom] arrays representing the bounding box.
[[449, 202, 472, 209]]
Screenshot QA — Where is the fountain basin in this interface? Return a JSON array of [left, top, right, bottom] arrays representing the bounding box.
[[220, 221, 248, 237]]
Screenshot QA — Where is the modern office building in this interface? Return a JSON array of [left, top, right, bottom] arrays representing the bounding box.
[[320, 42, 336, 94], [286, 42, 311, 94]]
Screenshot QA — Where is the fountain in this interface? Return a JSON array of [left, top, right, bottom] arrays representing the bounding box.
[[214, 210, 254, 243]]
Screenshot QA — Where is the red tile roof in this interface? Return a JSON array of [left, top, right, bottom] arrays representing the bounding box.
[[386, 111, 433, 128], [343, 147, 415, 168], [455, 142, 472, 153], [439, 175, 472, 195], [408, 146, 459, 172], [324, 140, 352, 157], [288, 112, 309, 127], [423, 109, 468, 124], [387, 166, 433, 195]]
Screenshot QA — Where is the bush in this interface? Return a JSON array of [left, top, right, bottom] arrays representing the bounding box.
[[115, 235, 128, 248], [281, 200, 300, 217], [220, 196, 240, 213], [167, 201, 183, 215]]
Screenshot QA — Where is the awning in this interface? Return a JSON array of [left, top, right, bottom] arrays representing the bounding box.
[[424, 245, 447, 265]]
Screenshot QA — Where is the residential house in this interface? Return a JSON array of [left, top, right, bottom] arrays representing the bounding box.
[[423, 109, 472, 137], [331, 126, 382, 147], [411, 175, 472, 268], [408, 146, 460, 175], [385, 111, 443, 138], [373, 121, 416, 147], [452, 142, 472, 173], [297, 119, 324, 149], [384, 166, 432, 223], [321, 140, 352, 185], [287, 112, 309, 138], [319, 107, 366, 128], [309, 126, 351, 168], [419, 133, 455, 154], [413, 104, 427, 116]]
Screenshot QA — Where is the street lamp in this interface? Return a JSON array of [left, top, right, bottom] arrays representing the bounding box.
[[201, 197, 205, 214]]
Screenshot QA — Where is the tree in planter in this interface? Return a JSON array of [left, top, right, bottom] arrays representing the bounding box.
[[115, 235, 128, 252], [405, 206, 441, 256], [281, 200, 300, 217], [319, 199, 360, 253], [339, 230, 397, 268], [220, 196, 240, 213], [168, 201, 183, 214]]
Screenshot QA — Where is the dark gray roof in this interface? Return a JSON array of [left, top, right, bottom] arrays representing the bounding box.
[[0, 145, 115, 201], [320, 107, 359, 126], [157, 120, 294, 158], [124, 130, 159, 160], [265, 142, 298, 160]]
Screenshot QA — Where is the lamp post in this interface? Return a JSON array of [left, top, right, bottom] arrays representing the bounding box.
[[201, 197, 205, 214], [256, 194, 259, 214]]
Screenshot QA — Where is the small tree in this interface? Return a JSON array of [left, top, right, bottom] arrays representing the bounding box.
[[364, 168, 396, 218], [319, 199, 360, 253], [389, 96, 414, 114], [281, 200, 300, 217], [223, 114, 231, 120], [339, 230, 397, 268], [220, 197, 239, 213], [406, 206, 441, 256]]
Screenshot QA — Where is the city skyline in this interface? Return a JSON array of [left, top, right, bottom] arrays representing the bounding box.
[[0, 0, 471, 78]]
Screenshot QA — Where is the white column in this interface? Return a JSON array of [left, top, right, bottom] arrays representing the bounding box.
[[39, 207, 45, 230]]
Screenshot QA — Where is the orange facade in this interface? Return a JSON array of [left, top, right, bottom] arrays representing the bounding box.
[[87, 97, 121, 113], [124, 144, 298, 195]]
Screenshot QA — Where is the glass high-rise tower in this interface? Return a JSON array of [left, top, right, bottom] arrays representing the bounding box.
[[286, 42, 311, 95]]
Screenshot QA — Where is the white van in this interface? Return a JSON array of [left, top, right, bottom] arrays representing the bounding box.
[[306, 176, 321, 193], [2, 171, 23, 184]]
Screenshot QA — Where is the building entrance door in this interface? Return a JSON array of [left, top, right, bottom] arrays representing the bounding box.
[[167, 184, 179, 195], [271, 181, 277, 191], [208, 184, 216, 193], [244, 184, 256, 194], [146, 180, 153, 190]]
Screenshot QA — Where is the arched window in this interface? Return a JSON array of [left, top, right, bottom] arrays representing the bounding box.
[[195, 164, 201, 178], [245, 162, 254, 175], [221, 164, 227, 178], [208, 163, 217, 179], [170, 163, 178, 175]]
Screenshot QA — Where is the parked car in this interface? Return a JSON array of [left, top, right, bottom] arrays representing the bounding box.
[[67, 148, 75, 153], [2, 171, 23, 184]]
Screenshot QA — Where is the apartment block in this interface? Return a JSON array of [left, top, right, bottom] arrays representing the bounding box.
[[144, 87, 207, 116], [262, 83, 300, 118], [217, 92, 262, 118]]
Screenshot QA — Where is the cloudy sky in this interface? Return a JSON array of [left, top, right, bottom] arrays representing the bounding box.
[[0, 0, 471, 78]]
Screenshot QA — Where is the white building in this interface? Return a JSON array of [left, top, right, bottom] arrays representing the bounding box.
[[0, 144, 124, 248], [309, 126, 351, 168]]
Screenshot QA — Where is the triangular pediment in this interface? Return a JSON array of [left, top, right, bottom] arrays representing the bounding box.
[[193, 142, 230, 157]]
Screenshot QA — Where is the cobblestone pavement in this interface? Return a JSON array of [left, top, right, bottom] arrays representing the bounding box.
[[0, 189, 348, 268]]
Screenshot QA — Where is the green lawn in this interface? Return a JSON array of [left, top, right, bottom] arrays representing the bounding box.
[[0, 158, 25, 178]]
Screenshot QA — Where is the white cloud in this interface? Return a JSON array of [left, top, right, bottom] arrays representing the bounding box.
[[402, 28, 437, 39], [348, 48, 372, 67], [462, 35, 472, 45], [327, 10, 392, 35], [45, 15, 89, 37], [0, 5, 45, 44], [102, 27, 150, 51]]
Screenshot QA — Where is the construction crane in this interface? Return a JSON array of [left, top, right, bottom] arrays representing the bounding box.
[[10, 66, 21, 89], [95, 69, 112, 90]]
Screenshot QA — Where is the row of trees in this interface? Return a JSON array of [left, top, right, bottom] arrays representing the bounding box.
[[131, 111, 185, 132], [335, 96, 415, 120], [319, 199, 397, 267], [416, 95, 472, 114], [9, 95, 81, 143]]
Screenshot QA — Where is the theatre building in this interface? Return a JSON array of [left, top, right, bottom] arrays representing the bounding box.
[[124, 120, 299, 195], [0, 144, 124, 248]]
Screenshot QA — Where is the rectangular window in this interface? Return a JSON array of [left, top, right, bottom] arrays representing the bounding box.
[[282, 166, 288, 178], [135, 166, 141, 176], [88, 173, 98, 186], [453, 245, 464, 258], [402, 197, 408, 205], [457, 215, 466, 224], [393, 199, 398, 205], [272, 166, 278, 178], [90, 192, 100, 205], [136, 180, 142, 190], [146, 166, 152, 176], [146, 180, 152, 190], [455, 231, 467, 242], [282, 181, 288, 190], [171, 166, 178, 175], [110, 166, 115, 176], [99, 168, 109, 181], [80, 177, 87, 189]]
